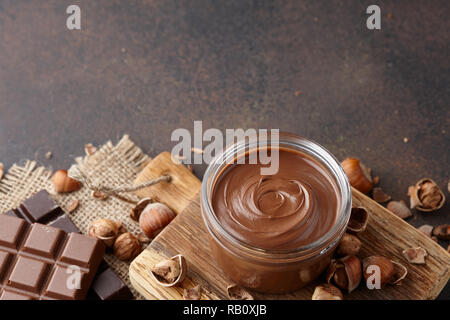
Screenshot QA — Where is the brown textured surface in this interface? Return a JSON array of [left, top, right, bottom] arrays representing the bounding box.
[[0, 1, 448, 298]]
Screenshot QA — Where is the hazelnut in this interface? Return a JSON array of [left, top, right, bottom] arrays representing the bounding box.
[[347, 207, 369, 234], [88, 218, 123, 247], [408, 178, 445, 212], [52, 170, 81, 193], [183, 285, 202, 300], [312, 284, 343, 300], [432, 224, 450, 240], [362, 256, 394, 288], [149, 254, 187, 287], [139, 202, 176, 238], [386, 200, 412, 219], [341, 158, 373, 194], [326, 255, 361, 293], [402, 247, 427, 264], [226, 284, 254, 300], [113, 232, 141, 261], [337, 233, 362, 256], [372, 187, 391, 203]]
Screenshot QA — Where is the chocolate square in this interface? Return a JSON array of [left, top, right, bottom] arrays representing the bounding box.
[[48, 215, 80, 234], [0, 215, 28, 249], [58, 233, 104, 269], [22, 224, 65, 259], [0, 290, 35, 300], [20, 190, 63, 223], [7, 256, 50, 294], [43, 265, 87, 300], [0, 251, 11, 282], [90, 268, 134, 300]]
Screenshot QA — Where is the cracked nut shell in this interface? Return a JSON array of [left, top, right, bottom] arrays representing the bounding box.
[[326, 255, 361, 293], [227, 284, 254, 300], [341, 158, 373, 194], [387, 200, 412, 219], [149, 254, 187, 287], [408, 178, 445, 212], [347, 207, 369, 233], [312, 284, 343, 300], [432, 224, 450, 240]]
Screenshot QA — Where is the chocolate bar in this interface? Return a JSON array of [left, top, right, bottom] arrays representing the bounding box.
[[0, 214, 104, 299], [3, 190, 134, 300]]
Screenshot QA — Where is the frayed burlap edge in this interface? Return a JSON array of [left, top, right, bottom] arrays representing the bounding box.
[[0, 135, 151, 300]]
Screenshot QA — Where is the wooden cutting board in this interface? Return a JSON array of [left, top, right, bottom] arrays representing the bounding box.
[[129, 152, 450, 300]]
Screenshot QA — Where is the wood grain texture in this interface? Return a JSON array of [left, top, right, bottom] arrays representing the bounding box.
[[130, 154, 450, 300], [133, 152, 201, 215]]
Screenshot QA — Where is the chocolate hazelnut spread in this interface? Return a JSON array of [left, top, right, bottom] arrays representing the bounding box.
[[212, 147, 339, 251], [202, 135, 351, 293]]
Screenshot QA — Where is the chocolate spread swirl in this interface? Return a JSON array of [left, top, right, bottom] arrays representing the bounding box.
[[212, 148, 339, 250]]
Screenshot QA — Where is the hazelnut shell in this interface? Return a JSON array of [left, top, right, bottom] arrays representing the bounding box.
[[149, 254, 187, 287], [387, 200, 412, 219], [341, 158, 373, 194], [227, 284, 254, 300], [312, 284, 343, 300], [372, 187, 391, 203], [130, 197, 152, 222], [408, 178, 445, 212], [389, 261, 408, 285], [326, 255, 361, 293], [347, 207, 369, 234], [402, 247, 427, 264], [183, 285, 202, 300], [417, 224, 434, 237], [432, 224, 450, 240]]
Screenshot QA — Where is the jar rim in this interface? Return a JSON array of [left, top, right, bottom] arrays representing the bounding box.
[[201, 132, 352, 259]]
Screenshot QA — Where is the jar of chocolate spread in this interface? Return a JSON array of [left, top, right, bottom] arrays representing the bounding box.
[[200, 133, 351, 294]]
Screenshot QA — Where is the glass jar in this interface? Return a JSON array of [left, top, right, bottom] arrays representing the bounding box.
[[200, 133, 351, 294]]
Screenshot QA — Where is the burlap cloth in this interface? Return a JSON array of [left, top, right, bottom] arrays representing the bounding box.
[[0, 135, 151, 299]]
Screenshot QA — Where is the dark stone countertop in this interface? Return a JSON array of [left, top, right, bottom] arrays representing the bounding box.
[[0, 1, 448, 299]]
